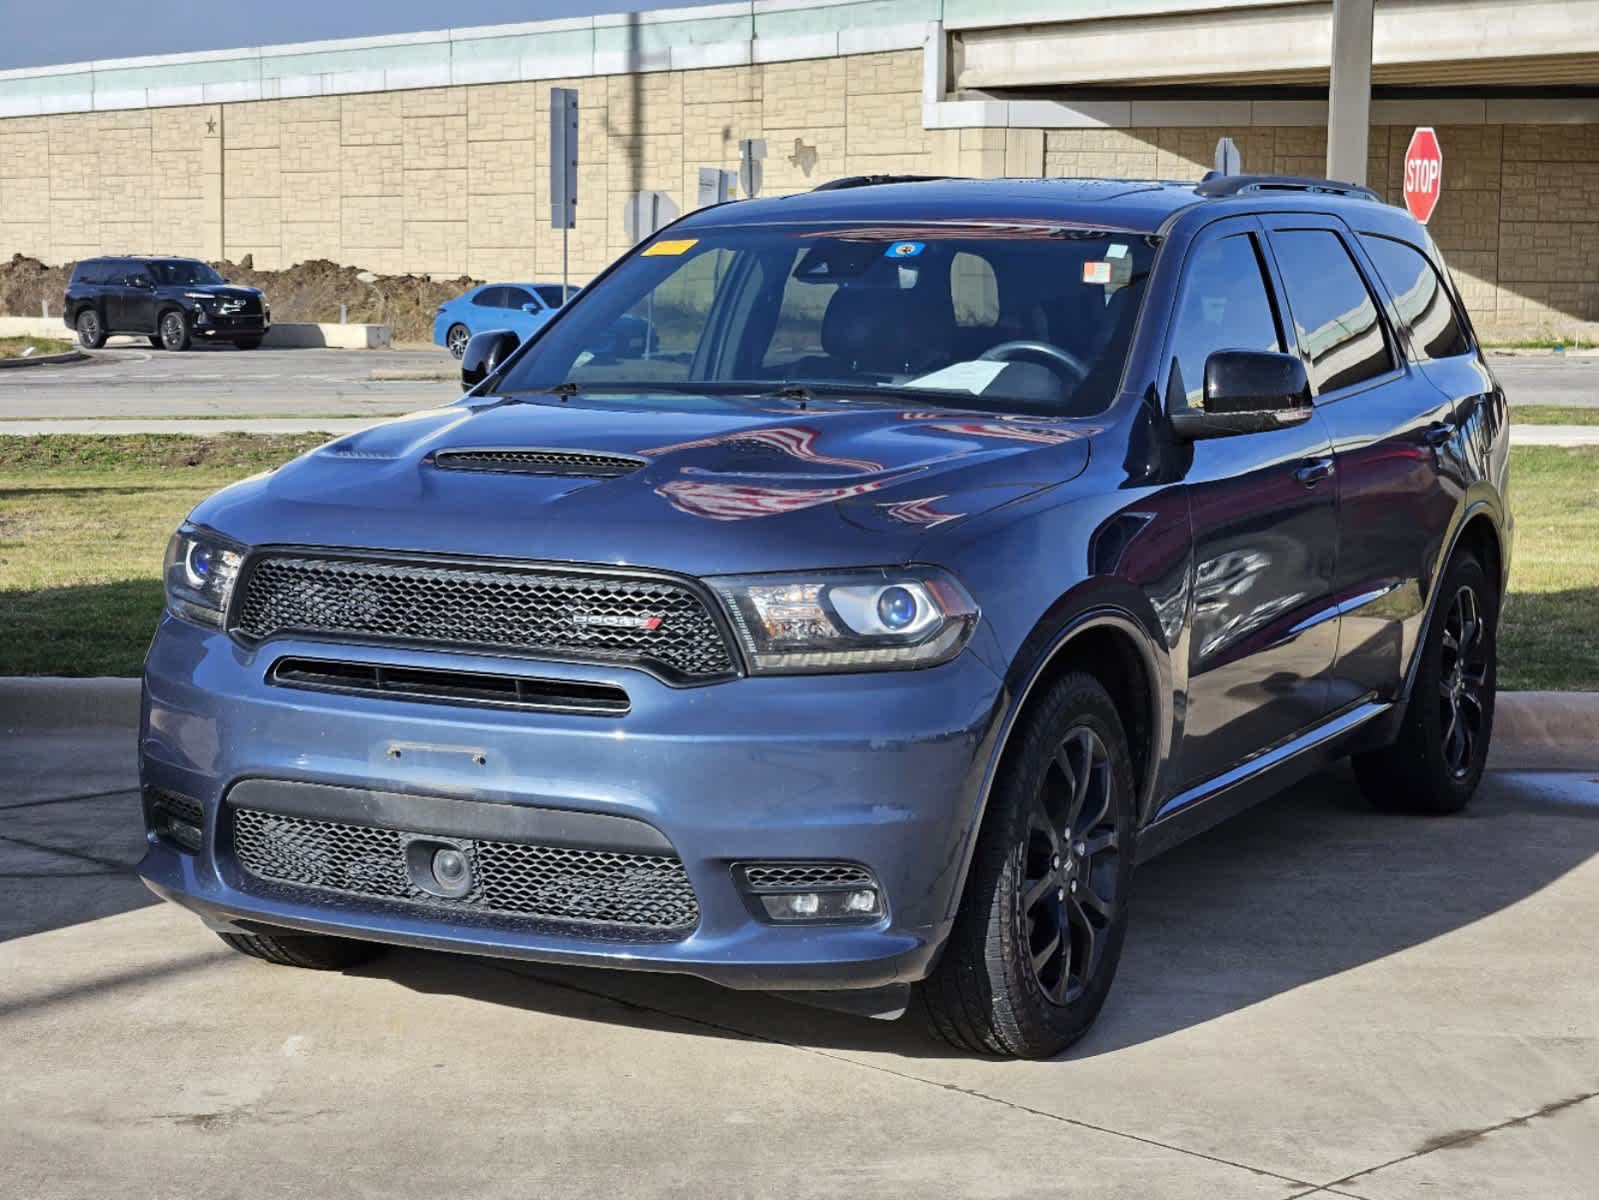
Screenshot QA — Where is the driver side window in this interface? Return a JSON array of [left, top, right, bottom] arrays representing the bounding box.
[[1167, 234, 1282, 412]]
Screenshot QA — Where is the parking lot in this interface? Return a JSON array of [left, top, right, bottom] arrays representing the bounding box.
[[0, 343, 1593, 427], [3, 693, 1595, 1199], [0, 343, 453, 421]]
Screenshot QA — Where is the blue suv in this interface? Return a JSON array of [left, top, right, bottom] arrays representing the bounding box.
[[139, 175, 1510, 1057]]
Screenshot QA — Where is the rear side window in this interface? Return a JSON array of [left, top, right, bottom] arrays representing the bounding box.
[[1166, 233, 1282, 411], [1360, 235, 1470, 360], [1269, 230, 1392, 394], [471, 287, 505, 308]]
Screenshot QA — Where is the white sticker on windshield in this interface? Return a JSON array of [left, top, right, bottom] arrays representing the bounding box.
[[902, 361, 1009, 395], [1106, 243, 1129, 259]]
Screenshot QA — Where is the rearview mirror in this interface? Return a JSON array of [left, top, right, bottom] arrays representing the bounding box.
[[461, 329, 521, 391], [1169, 350, 1312, 440]]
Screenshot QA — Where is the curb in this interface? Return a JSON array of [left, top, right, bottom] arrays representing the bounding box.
[[1486, 347, 1599, 359], [0, 677, 141, 731], [2, 678, 1595, 770], [0, 350, 89, 369], [369, 367, 455, 381]]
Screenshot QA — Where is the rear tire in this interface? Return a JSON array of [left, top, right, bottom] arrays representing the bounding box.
[[920, 671, 1136, 1058], [1353, 551, 1497, 814], [445, 323, 470, 359], [218, 930, 385, 971], [75, 309, 106, 349], [159, 310, 191, 351], [234, 336, 262, 350]]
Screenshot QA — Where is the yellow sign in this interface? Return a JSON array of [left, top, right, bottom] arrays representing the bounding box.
[[643, 238, 699, 257]]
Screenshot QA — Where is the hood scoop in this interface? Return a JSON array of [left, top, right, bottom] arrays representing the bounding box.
[[430, 447, 646, 479]]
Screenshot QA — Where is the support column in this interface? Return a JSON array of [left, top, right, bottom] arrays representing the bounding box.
[[1326, 0, 1374, 185]]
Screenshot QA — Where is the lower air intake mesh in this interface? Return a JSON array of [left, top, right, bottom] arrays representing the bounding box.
[[231, 806, 699, 937]]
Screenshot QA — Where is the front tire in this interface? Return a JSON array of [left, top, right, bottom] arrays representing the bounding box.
[[921, 672, 1136, 1058], [445, 323, 470, 359], [75, 309, 106, 349], [159, 310, 191, 351], [218, 930, 385, 971], [1354, 551, 1497, 814]]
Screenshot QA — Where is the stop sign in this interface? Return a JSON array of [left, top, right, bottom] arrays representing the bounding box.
[[1403, 127, 1443, 224]]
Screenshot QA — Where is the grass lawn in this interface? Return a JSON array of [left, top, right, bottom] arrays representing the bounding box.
[[1510, 405, 1599, 426], [0, 436, 1595, 689], [0, 336, 75, 359]]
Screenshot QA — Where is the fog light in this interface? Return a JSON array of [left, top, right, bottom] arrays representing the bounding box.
[[757, 888, 882, 923]]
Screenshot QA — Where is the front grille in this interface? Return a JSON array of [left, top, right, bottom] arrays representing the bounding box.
[[432, 448, 644, 478], [268, 656, 631, 716], [232, 555, 736, 681], [231, 807, 700, 936], [739, 862, 877, 891]]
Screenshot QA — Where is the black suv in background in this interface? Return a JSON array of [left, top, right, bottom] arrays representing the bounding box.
[[64, 257, 270, 351]]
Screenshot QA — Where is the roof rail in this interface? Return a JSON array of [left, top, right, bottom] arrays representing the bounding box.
[[1194, 173, 1381, 202], [811, 174, 951, 191]]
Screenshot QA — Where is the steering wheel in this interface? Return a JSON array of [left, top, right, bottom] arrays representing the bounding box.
[[978, 340, 1090, 383]]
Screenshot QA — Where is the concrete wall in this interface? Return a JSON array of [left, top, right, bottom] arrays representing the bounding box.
[[2, 45, 1598, 339]]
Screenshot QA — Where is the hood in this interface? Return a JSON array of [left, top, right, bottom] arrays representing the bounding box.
[[166, 284, 262, 301], [192, 393, 1095, 575]]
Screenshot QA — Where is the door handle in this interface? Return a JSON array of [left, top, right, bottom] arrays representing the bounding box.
[[1294, 456, 1335, 487], [1423, 421, 1456, 447]]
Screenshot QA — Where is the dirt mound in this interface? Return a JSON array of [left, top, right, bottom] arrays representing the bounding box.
[[0, 254, 480, 344]]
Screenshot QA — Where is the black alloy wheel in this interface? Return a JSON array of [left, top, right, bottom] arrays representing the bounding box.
[[1437, 583, 1490, 780], [75, 309, 105, 349], [1354, 550, 1497, 814], [1020, 726, 1122, 1007], [159, 310, 191, 352], [921, 671, 1135, 1058]]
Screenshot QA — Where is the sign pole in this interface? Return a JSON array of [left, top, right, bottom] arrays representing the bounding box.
[[1327, 0, 1374, 185], [550, 87, 579, 303]]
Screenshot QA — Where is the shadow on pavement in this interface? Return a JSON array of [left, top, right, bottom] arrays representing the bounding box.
[[370, 767, 1599, 1060]]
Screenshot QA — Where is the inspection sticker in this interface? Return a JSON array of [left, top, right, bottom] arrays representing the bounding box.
[[884, 241, 925, 258], [1106, 243, 1129, 259], [1082, 261, 1112, 284], [643, 238, 699, 256]]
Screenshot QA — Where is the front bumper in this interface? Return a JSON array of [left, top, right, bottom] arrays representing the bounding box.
[[139, 615, 1005, 990]]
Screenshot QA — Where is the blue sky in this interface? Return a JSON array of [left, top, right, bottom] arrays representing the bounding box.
[[0, 0, 727, 71]]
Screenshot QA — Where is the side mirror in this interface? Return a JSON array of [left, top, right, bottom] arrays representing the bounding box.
[[461, 329, 521, 391], [521, 303, 540, 315], [1169, 350, 1312, 440]]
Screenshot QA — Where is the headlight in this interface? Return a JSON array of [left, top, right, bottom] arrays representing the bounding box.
[[709, 567, 978, 674], [183, 292, 213, 301], [162, 525, 247, 628]]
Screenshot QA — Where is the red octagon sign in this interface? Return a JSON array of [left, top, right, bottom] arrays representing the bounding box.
[[1403, 127, 1443, 224]]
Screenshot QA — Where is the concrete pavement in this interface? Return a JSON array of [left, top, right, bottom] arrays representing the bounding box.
[[2, 704, 1596, 1198]]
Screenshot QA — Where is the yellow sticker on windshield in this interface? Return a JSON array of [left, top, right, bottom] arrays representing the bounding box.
[[643, 238, 698, 256]]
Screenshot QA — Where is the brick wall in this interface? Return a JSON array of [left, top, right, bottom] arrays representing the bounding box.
[[2, 47, 1597, 339]]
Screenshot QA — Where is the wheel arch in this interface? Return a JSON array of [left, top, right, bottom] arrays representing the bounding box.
[[943, 594, 1173, 924], [1397, 499, 1507, 708]]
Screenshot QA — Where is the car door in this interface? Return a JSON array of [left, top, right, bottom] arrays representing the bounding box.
[[123, 265, 159, 333], [100, 265, 136, 331], [1167, 217, 1341, 790], [500, 286, 543, 340], [1260, 217, 1463, 709]]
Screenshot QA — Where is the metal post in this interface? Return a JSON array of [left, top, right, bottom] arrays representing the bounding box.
[[562, 232, 569, 307], [1327, 0, 1375, 185]]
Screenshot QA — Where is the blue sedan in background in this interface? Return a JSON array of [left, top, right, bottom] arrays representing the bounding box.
[[433, 282, 571, 358]]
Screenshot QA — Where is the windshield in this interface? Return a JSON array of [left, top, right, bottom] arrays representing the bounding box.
[[148, 260, 224, 286], [492, 223, 1155, 416], [535, 285, 570, 308]]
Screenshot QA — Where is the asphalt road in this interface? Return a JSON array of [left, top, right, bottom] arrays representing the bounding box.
[[3, 707, 1596, 1199], [0, 345, 1593, 423], [0, 342, 457, 420]]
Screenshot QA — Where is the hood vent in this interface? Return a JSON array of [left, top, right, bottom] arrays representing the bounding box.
[[431, 447, 645, 479]]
